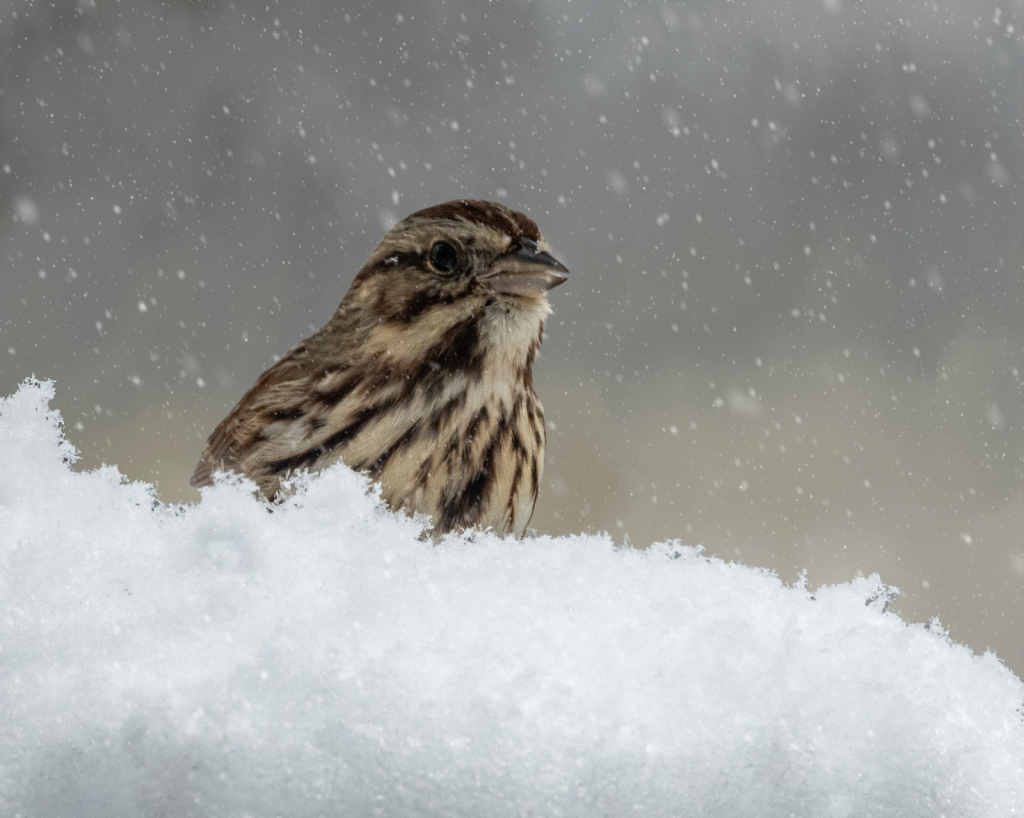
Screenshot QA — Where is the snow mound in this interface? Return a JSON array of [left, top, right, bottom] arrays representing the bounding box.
[[1, 379, 1022, 817]]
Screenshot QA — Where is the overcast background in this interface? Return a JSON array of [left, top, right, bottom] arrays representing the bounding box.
[[2, 0, 1021, 675]]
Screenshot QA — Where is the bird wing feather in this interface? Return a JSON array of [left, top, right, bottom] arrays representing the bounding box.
[[190, 342, 315, 491]]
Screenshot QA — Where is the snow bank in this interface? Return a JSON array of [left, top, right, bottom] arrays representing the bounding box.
[[1, 379, 1022, 817]]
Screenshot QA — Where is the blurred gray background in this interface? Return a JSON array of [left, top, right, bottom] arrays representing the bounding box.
[[2, 1, 1021, 675]]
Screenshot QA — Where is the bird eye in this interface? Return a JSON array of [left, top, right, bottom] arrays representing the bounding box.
[[429, 241, 459, 274]]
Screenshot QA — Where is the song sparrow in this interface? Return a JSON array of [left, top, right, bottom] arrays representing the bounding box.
[[191, 200, 568, 538]]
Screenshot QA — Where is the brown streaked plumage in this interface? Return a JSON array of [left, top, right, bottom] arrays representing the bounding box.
[[190, 200, 568, 538]]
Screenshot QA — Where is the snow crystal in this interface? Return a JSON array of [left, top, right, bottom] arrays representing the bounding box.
[[13, 196, 41, 227], [1, 379, 1022, 817], [607, 169, 629, 196]]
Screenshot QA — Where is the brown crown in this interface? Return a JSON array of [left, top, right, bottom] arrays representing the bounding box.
[[404, 199, 542, 243]]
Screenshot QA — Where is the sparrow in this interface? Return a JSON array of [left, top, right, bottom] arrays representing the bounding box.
[[190, 199, 568, 538]]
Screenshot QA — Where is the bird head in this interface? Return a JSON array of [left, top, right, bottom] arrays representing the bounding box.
[[345, 200, 568, 327]]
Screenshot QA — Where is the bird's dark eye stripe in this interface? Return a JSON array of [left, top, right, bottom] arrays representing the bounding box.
[[368, 248, 459, 279], [371, 251, 429, 273]]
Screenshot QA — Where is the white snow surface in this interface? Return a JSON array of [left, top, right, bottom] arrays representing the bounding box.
[[1, 380, 1022, 817]]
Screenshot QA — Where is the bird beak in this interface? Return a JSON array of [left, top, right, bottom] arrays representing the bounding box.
[[480, 238, 570, 296]]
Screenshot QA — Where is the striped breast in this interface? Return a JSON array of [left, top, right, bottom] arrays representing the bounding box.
[[367, 378, 546, 538]]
